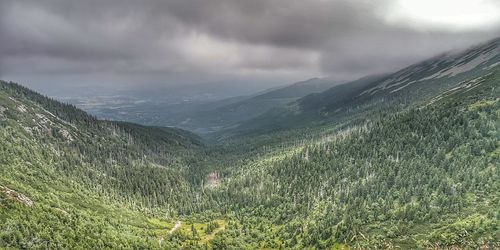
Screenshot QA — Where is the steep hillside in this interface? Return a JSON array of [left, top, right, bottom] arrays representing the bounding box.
[[206, 67, 500, 248], [0, 80, 210, 248]]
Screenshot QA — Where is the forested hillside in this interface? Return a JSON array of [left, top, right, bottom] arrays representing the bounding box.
[[1, 42, 499, 248], [200, 67, 499, 248], [0, 80, 211, 248], [241, 72, 499, 248]]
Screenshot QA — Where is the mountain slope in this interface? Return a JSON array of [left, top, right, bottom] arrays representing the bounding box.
[[208, 67, 500, 248], [229, 38, 500, 137], [0, 80, 210, 248]]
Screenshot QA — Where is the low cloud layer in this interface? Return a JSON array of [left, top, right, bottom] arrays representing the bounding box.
[[1, 0, 500, 92]]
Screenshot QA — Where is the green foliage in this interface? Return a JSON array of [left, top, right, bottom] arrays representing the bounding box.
[[0, 63, 499, 248]]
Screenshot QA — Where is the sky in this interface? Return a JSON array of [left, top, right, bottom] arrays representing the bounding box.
[[1, 0, 500, 96]]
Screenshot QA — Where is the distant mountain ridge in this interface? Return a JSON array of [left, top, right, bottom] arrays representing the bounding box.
[[82, 76, 342, 134], [226, 37, 500, 136], [190, 77, 342, 130]]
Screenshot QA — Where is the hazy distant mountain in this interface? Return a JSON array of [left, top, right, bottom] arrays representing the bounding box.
[[228, 37, 500, 136], [76, 77, 342, 134], [169, 77, 342, 132]]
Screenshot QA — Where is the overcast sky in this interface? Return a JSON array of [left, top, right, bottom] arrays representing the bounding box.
[[1, 0, 500, 95]]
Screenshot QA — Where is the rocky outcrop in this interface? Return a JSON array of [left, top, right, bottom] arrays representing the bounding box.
[[0, 186, 33, 206]]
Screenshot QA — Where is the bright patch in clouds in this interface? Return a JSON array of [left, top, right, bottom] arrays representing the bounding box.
[[386, 0, 500, 30]]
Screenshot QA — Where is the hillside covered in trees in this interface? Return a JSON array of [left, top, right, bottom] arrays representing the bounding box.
[[1, 41, 500, 249]]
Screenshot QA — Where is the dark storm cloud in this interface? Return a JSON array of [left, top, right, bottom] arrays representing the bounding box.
[[156, 0, 371, 48], [1, 0, 500, 89]]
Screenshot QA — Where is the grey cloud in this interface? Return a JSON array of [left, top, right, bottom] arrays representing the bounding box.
[[319, 29, 500, 79], [1, 0, 500, 90], [150, 0, 388, 49]]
